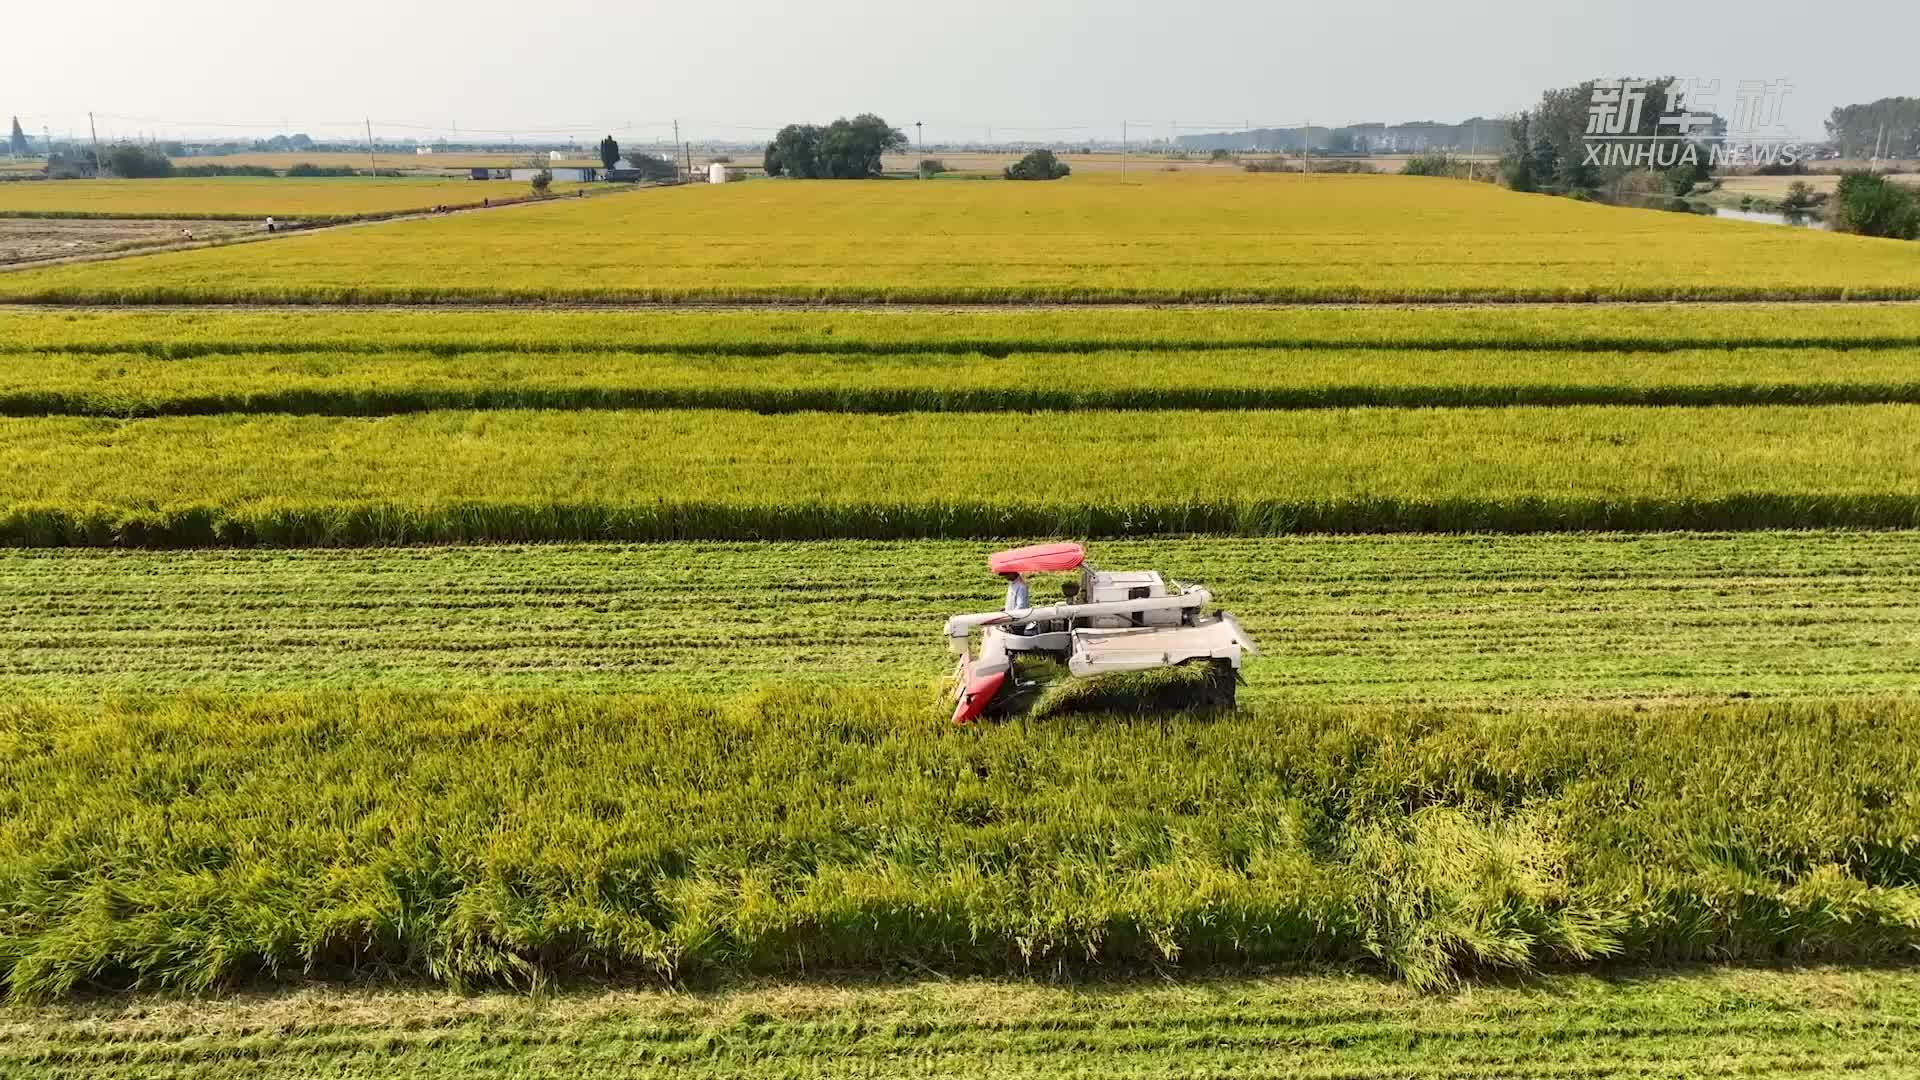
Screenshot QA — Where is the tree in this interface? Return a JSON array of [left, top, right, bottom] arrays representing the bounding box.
[[1781, 180, 1817, 211], [619, 153, 677, 182], [8, 117, 27, 158], [1501, 77, 1723, 197], [105, 145, 174, 178], [1830, 172, 1920, 240], [1826, 98, 1920, 159], [1005, 149, 1071, 180], [1501, 112, 1538, 192], [762, 114, 907, 179], [1401, 152, 1464, 178], [599, 135, 621, 171], [530, 168, 553, 196]]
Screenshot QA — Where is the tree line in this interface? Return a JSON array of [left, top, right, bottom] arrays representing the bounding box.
[[1826, 98, 1920, 159]]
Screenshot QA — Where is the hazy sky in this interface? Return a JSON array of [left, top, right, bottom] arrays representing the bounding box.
[[10, 1, 1914, 147]]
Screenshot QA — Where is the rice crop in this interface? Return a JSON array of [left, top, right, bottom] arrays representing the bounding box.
[[7, 346, 1920, 416], [7, 303, 1920, 357], [5, 172, 1920, 303], [9, 969, 1919, 1078], [1, 405, 1916, 545], [0, 177, 586, 220], [2, 691, 1916, 1000], [6, 533, 1909, 701]]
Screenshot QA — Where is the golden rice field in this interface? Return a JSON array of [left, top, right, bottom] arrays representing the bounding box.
[[4, 404, 1918, 544], [7, 302, 1920, 354], [0, 176, 588, 220], [4, 165, 1920, 1041], [11, 344, 1920, 416], [5, 171, 1920, 302]]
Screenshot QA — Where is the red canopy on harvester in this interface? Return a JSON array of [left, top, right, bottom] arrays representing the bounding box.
[[988, 542, 1085, 575]]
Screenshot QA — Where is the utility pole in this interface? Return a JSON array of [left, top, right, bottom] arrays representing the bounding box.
[[366, 118, 377, 174], [1468, 119, 1478, 182], [1121, 119, 1127, 180], [1301, 119, 1309, 177], [673, 119, 682, 181], [87, 112, 102, 177]]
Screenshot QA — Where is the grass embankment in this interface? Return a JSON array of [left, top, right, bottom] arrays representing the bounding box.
[[9, 969, 1920, 1078], [9, 303, 1920, 355], [1, 405, 1916, 543], [4, 173, 1919, 302], [12, 347, 1920, 415], [2, 692, 1917, 1000], [0, 177, 587, 221], [2, 534, 1914, 700]]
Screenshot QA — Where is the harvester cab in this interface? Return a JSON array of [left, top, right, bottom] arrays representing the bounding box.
[[944, 542, 1258, 723]]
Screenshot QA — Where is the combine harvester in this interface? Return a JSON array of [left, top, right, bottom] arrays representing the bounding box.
[[944, 542, 1258, 723]]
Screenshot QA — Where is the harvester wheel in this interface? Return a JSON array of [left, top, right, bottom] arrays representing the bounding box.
[[1200, 659, 1238, 711]]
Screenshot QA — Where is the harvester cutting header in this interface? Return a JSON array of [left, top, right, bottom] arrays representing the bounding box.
[[944, 542, 1258, 723]]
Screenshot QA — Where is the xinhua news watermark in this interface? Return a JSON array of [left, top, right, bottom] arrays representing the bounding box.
[[1584, 78, 1807, 169]]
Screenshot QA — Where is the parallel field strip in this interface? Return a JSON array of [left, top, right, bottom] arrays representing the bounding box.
[[3, 534, 1915, 700], [5, 346, 1920, 415], [4, 694, 1919, 996], [8, 304, 1920, 355], [8, 971, 1920, 1079], [4, 406, 1920, 542]]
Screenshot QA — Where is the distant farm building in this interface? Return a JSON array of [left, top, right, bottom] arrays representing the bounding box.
[[509, 166, 598, 183]]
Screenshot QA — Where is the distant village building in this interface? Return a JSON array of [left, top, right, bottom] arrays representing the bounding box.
[[509, 165, 598, 183], [414, 146, 434, 156]]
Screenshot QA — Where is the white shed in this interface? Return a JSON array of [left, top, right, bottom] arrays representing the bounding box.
[[508, 166, 599, 183], [708, 163, 732, 184]]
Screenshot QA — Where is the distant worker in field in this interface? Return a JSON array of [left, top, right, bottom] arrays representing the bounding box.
[[265, 216, 276, 234], [181, 228, 194, 242]]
